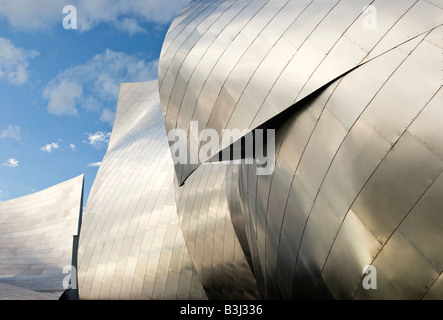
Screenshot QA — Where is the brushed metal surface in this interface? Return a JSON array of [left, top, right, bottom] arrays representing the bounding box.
[[75, 0, 443, 300], [77, 81, 206, 300], [0, 175, 83, 298]]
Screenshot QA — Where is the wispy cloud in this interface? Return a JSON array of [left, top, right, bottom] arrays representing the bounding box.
[[0, 189, 8, 200], [2, 158, 19, 167], [0, 0, 189, 33], [87, 162, 102, 167], [0, 0, 62, 30], [0, 37, 38, 85], [69, 143, 76, 151], [43, 80, 82, 116], [115, 17, 146, 36], [43, 49, 157, 118], [100, 108, 116, 126], [41, 142, 59, 153], [85, 131, 111, 150], [1, 125, 21, 141]]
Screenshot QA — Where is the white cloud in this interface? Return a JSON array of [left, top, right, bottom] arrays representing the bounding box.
[[115, 17, 146, 36], [43, 80, 82, 115], [41, 142, 59, 153], [100, 108, 115, 126], [0, 190, 9, 201], [0, 37, 38, 85], [82, 96, 101, 113], [1, 125, 21, 141], [0, 189, 8, 200], [0, 0, 190, 33], [0, 0, 62, 30], [69, 143, 76, 151], [87, 162, 102, 167], [3, 158, 19, 167], [85, 131, 111, 149], [43, 49, 157, 117]]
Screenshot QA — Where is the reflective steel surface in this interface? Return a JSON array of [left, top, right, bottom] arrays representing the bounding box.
[[0, 175, 83, 299], [3, 0, 442, 301], [174, 163, 260, 299], [0, 283, 60, 300], [77, 80, 259, 300], [77, 81, 206, 300], [158, 0, 443, 299], [159, 0, 443, 186]]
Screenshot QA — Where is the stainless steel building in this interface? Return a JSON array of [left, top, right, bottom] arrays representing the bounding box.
[[76, 80, 260, 299], [19, 0, 438, 300], [4, 0, 442, 301], [0, 175, 84, 299], [76, 81, 207, 300], [158, 0, 443, 299]]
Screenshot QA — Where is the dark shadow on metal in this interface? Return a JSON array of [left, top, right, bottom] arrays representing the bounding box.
[[59, 176, 84, 300]]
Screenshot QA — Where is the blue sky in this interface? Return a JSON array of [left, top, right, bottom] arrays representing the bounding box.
[[0, 0, 190, 202]]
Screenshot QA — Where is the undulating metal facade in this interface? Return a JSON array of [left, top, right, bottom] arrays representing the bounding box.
[[158, 0, 443, 299], [159, 0, 443, 186], [77, 81, 206, 299], [76, 81, 259, 299], [0, 175, 84, 299], [174, 162, 260, 299], [5, 0, 442, 302], [70, 0, 443, 300]]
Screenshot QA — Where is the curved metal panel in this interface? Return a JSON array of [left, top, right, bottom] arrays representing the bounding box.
[[424, 273, 443, 300], [174, 162, 260, 299], [354, 231, 438, 299], [159, 0, 441, 185], [228, 21, 443, 298], [0, 175, 83, 298], [74, 0, 443, 300], [0, 283, 60, 300], [77, 81, 206, 300]]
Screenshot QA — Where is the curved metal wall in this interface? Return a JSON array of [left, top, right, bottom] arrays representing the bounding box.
[[0, 283, 60, 300], [5, 0, 441, 301], [77, 81, 206, 300], [0, 175, 83, 298], [234, 27, 443, 299], [174, 163, 260, 299], [77, 80, 259, 300], [159, 0, 443, 299], [159, 0, 443, 186]]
